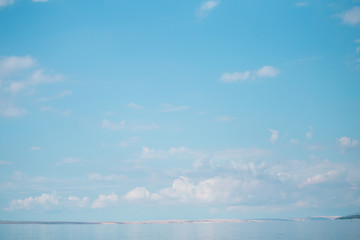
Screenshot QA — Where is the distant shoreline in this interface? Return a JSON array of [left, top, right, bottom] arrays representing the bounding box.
[[0, 217, 341, 225]]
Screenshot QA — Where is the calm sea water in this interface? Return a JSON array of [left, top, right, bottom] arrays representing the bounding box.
[[0, 220, 359, 240]]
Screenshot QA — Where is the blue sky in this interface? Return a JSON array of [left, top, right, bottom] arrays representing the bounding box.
[[0, 0, 360, 221]]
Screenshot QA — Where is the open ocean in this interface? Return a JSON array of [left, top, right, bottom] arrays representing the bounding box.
[[0, 220, 359, 240]]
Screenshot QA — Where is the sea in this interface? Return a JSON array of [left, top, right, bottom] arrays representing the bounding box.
[[0, 220, 359, 240]]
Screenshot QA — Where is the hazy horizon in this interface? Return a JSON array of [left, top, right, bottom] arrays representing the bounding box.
[[1, 0, 360, 222]]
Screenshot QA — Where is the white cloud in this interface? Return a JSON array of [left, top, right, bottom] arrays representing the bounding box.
[[40, 106, 71, 116], [196, 1, 220, 18], [295, 2, 308, 7], [91, 193, 119, 208], [269, 129, 279, 144], [290, 139, 299, 144], [124, 187, 151, 201], [220, 71, 250, 83], [118, 136, 140, 147], [88, 173, 125, 181], [29, 146, 41, 151], [36, 90, 72, 102], [124, 176, 241, 204], [160, 104, 189, 112], [30, 69, 63, 85], [5, 192, 60, 211], [356, 46, 360, 53], [340, 6, 360, 25], [125, 102, 143, 110], [102, 119, 157, 131], [0, 0, 14, 7], [102, 119, 126, 130], [256, 66, 279, 77], [3, 69, 63, 94], [141, 146, 201, 159], [213, 115, 235, 122], [220, 66, 279, 83], [355, 39, 360, 43], [67, 196, 89, 208], [0, 56, 35, 78], [0, 160, 12, 165], [337, 136, 358, 150], [306, 126, 313, 139], [0, 104, 27, 117], [60, 157, 81, 164], [300, 170, 340, 187]]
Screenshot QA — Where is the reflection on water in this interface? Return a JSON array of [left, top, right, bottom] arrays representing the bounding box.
[[0, 220, 360, 240]]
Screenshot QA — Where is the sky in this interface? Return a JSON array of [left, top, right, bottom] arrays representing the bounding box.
[[0, 0, 360, 221]]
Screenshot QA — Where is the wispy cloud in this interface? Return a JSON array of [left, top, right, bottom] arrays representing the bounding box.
[[0, 55, 35, 78], [220, 66, 279, 83], [102, 119, 158, 131], [339, 6, 360, 25], [295, 2, 308, 7], [0, 160, 12, 165], [57, 157, 81, 165], [0, 103, 27, 117], [0, 0, 14, 8], [29, 146, 41, 151], [91, 193, 119, 208], [40, 106, 71, 116], [213, 115, 235, 122], [269, 129, 279, 144], [305, 126, 313, 139], [196, 1, 220, 18], [36, 90, 72, 102], [160, 103, 189, 112]]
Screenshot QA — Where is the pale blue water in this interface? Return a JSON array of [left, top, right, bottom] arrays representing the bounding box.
[[0, 220, 359, 240]]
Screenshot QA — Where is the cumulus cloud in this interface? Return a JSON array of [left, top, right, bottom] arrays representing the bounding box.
[[124, 176, 241, 204], [340, 6, 360, 25], [124, 187, 152, 201], [337, 136, 358, 151], [5, 192, 60, 211], [67, 196, 89, 208], [0, 0, 14, 7], [91, 193, 119, 208], [196, 1, 220, 18], [269, 129, 279, 144], [220, 66, 279, 83]]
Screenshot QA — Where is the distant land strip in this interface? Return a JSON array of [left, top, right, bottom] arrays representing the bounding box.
[[0, 217, 340, 225]]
